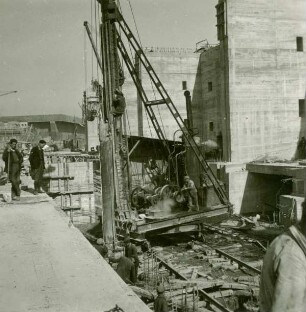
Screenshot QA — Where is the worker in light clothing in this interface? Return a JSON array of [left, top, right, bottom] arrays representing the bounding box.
[[2, 138, 23, 201], [182, 175, 199, 212], [259, 198, 306, 312], [154, 284, 168, 312], [29, 140, 46, 195]]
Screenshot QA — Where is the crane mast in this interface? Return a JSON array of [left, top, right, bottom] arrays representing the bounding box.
[[98, 0, 132, 246]]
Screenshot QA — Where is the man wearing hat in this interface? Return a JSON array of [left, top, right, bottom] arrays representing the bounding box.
[[259, 198, 306, 311], [29, 140, 46, 195], [95, 238, 108, 258], [154, 284, 168, 312], [2, 138, 23, 201]]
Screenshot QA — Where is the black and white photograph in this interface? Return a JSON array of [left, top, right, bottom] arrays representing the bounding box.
[[0, 1, 305, 311]]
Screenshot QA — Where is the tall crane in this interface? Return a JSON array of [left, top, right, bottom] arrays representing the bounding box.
[[93, 0, 232, 245], [0, 90, 18, 97]]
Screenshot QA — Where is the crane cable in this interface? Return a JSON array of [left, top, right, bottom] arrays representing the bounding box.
[[94, 1, 99, 81], [83, 28, 88, 91]]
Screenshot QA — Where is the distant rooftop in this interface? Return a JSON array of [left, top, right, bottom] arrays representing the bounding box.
[[0, 114, 83, 125]]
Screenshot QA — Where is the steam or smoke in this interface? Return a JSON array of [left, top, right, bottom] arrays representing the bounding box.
[[152, 198, 176, 217]]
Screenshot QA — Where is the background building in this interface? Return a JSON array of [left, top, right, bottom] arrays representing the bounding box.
[[194, 0, 306, 163], [0, 114, 85, 150]]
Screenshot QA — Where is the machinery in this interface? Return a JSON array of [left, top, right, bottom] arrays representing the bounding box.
[[84, 0, 231, 243]]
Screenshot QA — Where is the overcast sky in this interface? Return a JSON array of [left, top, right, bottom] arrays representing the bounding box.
[[0, 0, 217, 117]]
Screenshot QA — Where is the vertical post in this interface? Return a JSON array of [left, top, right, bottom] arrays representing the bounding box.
[[184, 90, 193, 131], [99, 0, 118, 246], [135, 53, 143, 136]]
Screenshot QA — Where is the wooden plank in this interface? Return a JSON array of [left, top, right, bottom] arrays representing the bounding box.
[[136, 207, 229, 234]]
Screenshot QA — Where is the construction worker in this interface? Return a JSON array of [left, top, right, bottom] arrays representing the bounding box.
[[95, 238, 108, 258], [29, 140, 46, 195], [154, 284, 168, 312], [124, 236, 139, 280], [182, 175, 199, 212], [2, 139, 23, 201], [116, 256, 136, 285], [259, 198, 306, 311]]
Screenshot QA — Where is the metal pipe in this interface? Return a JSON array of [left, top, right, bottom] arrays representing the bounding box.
[[84, 21, 103, 71], [184, 90, 193, 130]]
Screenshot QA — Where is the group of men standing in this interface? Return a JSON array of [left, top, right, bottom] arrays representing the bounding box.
[[2, 138, 47, 199]]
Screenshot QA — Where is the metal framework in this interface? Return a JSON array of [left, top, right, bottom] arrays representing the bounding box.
[[112, 7, 231, 207]]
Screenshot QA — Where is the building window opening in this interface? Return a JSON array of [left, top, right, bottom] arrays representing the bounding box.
[[297, 37, 303, 52], [208, 82, 213, 91], [209, 121, 214, 131], [299, 99, 305, 117], [182, 81, 187, 90]]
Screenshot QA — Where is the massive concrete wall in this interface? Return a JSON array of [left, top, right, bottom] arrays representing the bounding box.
[[123, 48, 199, 140], [193, 45, 230, 161], [226, 0, 306, 162]]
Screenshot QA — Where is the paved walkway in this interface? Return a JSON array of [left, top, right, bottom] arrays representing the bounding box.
[[0, 199, 150, 312]]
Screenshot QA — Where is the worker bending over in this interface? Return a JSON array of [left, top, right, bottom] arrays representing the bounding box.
[[182, 175, 199, 212], [94, 238, 108, 258], [116, 256, 136, 285]]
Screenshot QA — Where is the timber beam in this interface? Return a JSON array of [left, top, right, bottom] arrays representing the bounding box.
[[135, 207, 229, 234]]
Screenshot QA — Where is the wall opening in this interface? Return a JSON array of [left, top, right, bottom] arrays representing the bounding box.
[[182, 81, 187, 90], [208, 82, 213, 92], [299, 99, 305, 117], [209, 121, 214, 131], [297, 37, 303, 52]]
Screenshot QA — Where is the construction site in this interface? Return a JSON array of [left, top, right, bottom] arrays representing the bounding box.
[[0, 0, 305, 311]]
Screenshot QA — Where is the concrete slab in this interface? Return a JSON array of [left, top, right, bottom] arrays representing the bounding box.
[[246, 162, 306, 178], [0, 201, 150, 312]]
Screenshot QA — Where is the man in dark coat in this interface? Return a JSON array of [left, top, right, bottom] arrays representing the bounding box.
[[124, 237, 139, 279], [29, 140, 46, 194], [2, 139, 23, 201], [154, 285, 168, 312], [116, 256, 136, 285]]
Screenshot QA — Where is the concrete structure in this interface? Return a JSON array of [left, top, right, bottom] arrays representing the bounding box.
[[85, 48, 200, 153], [123, 47, 199, 139], [84, 2, 306, 214], [0, 199, 150, 312], [190, 0, 306, 214], [0, 114, 85, 150], [194, 0, 306, 163]]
